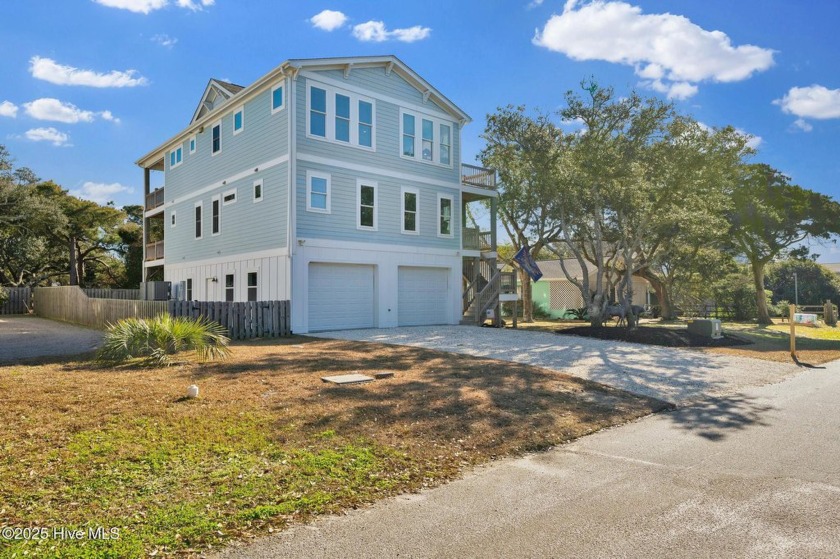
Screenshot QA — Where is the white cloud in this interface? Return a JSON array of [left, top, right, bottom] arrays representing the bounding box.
[[30, 56, 148, 88], [533, 0, 774, 99], [22, 98, 120, 125], [93, 0, 167, 14], [0, 101, 18, 118], [93, 0, 213, 13], [793, 118, 813, 132], [528, 0, 545, 8], [736, 129, 762, 150], [353, 20, 431, 43], [151, 33, 178, 48], [25, 127, 70, 146], [774, 85, 840, 120], [70, 181, 134, 205], [310, 9, 347, 31]]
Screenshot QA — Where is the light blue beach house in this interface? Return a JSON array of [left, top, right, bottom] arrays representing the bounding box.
[[137, 56, 501, 333]]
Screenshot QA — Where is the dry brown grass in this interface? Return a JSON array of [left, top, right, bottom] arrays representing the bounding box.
[[0, 337, 666, 557]]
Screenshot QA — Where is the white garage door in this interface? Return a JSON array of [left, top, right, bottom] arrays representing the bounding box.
[[309, 263, 375, 332], [398, 267, 449, 326]]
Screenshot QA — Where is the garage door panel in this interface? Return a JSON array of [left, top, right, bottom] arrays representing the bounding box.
[[398, 267, 449, 326], [309, 263, 374, 332]]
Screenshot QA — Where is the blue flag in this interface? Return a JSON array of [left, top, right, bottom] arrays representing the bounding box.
[[513, 246, 543, 282]]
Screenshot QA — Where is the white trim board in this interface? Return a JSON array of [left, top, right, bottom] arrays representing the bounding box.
[[296, 152, 461, 191], [298, 237, 460, 257], [164, 247, 290, 270]]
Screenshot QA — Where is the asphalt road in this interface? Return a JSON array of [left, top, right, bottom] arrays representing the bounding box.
[[0, 316, 102, 363], [215, 360, 840, 559]]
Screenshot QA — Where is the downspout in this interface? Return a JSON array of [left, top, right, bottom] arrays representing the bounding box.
[[286, 66, 298, 314]]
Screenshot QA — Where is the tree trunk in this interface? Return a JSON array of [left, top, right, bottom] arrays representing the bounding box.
[[520, 268, 534, 322], [68, 236, 78, 286], [588, 293, 604, 327], [637, 269, 676, 320], [751, 261, 772, 326]]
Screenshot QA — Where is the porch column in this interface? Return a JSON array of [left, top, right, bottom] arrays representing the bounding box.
[[142, 167, 150, 281], [490, 196, 498, 252]]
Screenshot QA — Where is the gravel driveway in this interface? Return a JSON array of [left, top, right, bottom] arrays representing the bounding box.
[[0, 316, 103, 363], [315, 325, 800, 404]]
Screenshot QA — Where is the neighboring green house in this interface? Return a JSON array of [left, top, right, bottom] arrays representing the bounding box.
[[532, 259, 651, 318]]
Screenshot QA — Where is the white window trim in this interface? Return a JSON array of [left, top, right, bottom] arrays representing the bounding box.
[[211, 120, 222, 156], [188, 135, 196, 155], [222, 188, 237, 206], [356, 179, 378, 231], [437, 193, 454, 238], [211, 194, 221, 236], [224, 273, 235, 302], [232, 106, 244, 136], [253, 178, 263, 203], [246, 269, 259, 302], [306, 80, 376, 152], [271, 81, 285, 114], [194, 201, 203, 240], [169, 146, 183, 169], [400, 186, 420, 235], [170, 210, 176, 228], [306, 170, 331, 214], [399, 109, 454, 168]]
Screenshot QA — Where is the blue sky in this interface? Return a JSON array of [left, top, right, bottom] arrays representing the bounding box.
[[2, 0, 839, 259]]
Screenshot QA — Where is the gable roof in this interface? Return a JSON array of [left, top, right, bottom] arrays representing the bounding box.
[[536, 259, 589, 281], [137, 55, 470, 168], [191, 79, 246, 124]]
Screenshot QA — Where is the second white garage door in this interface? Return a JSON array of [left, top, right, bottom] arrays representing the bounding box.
[[398, 266, 450, 326], [308, 263, 375, 332]]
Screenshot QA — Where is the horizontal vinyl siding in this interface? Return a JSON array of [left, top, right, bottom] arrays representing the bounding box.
[[296, 160, 460, 250], [296, 69, 462, 186], [165, 163, 287, 262]]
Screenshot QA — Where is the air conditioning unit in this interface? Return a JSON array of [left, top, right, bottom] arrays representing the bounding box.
[[140, 281, 171, 301], [687, 318, 722, 339]]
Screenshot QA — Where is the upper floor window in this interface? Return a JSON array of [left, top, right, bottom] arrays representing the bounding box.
[[271, 83, 284, 114], [253, 179, 263, 202], [170, 211, 176, 228], [169, 146, 182, 169], [306, 171, 330, 214], [438, 194, 453, 237], [223, 189, 236, 205], [247, 271, 258, 302], [194, 202, 203, 239], [307, 81, 375, 150], [189, 135, 196, 154], [233, 107, 244, 135], [357, 180, 377, 231], [401, 187, 418, 235], [211, 121, 221, 155], [401, 110, 454, 167]]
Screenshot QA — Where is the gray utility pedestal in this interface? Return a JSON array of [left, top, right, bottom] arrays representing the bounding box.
[[687, 318, 723, 339]]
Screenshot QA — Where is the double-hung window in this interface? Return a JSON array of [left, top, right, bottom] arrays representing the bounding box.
[[306, 171, 330, 213], [186, 278, 192, 301], [247, 272, 258, 302], [401, 110, 454, 166], [211, 195, 220, 235], [211, 121, 221, 155], [357, 180, 377, 231], [307, 82, 375, 149], [225, 274, 234, 302], [401, 187, 419, 235], [438, 194, 453, 237]]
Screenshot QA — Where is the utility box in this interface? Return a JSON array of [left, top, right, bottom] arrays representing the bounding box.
[[687, 318, 722, 339], [140, 281, 171, 301]]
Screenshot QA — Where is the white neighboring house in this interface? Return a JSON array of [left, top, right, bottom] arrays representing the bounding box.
[[136, 55, 502, 333], [531, 259, 651, 319]]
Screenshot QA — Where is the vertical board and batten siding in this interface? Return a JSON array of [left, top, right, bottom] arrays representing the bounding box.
[[295, 67, 463, 249], [83, 288, 141, 300], [165, 252, 290, 303], [35, 287, 167, 329], [163, 84, 290, 265], [0, 287, 32, 314], [169, 300, 290, 339]]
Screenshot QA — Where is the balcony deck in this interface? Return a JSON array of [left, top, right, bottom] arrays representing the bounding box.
[[145, 240, 164, 262], [461, 164, 496, 191], [145, 187, 165, 212]]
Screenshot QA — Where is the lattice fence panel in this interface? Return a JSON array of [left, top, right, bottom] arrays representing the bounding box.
[[549, 281, 584, 310]]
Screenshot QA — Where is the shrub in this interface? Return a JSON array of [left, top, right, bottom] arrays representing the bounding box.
[[568, 307, 589, 320], [97, 314, 230, 366]]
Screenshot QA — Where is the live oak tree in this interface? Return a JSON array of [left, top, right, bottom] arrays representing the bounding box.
[[725, 164, 840, 325]]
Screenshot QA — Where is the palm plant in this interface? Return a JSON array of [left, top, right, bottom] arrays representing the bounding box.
[[97, 314, 230, 366]]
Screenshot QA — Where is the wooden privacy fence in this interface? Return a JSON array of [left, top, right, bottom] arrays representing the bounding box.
[[83, 288, 141, 300], [169, 300, 291, 339], [1, 287, 32, 315], [35, 286, 167, 329]]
